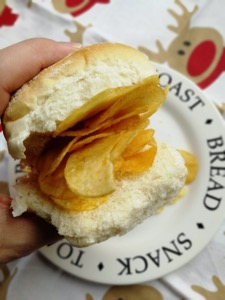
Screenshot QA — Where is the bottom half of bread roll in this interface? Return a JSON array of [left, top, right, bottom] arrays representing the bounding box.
[[11, 143, 187, 247]]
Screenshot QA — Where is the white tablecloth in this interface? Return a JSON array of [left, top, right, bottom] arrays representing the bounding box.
[[1, 1, 225, 299]]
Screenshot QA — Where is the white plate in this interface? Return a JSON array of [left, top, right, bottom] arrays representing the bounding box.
[[6, 64, 225, 285]]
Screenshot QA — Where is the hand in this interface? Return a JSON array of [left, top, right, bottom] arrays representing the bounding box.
[[0, 38, 81, 264]]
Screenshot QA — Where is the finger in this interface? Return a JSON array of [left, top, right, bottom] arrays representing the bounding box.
[[0, 195, 61, 264], [0, 38, 81, 114]]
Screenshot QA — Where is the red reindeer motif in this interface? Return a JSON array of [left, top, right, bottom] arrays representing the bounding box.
[[139, 0, 225, 89], [52, 0, 110, 17], [0, 0, 18, 27]]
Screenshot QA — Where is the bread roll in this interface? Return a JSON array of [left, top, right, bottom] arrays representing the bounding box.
[[3, 43, 187, 247]]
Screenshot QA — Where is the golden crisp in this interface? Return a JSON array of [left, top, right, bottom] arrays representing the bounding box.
[[37, 75, 168, 211], [64, 135, 120, 198], [178, 149, 199, 184]]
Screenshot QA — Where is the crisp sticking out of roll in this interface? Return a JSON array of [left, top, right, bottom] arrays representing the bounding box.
[[3, 43, 187, 247]]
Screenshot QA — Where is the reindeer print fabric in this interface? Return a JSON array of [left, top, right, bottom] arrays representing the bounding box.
[[1, 0, 225, 299]]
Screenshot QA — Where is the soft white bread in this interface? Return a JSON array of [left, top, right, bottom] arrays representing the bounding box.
[[3, 43, 187, 247], [11, 143, 186, 247]]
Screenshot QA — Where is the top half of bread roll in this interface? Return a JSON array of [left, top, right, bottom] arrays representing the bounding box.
[[3, 43, 156, 161]]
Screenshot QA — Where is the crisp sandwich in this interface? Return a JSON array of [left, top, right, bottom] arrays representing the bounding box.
[[3, 43, 198, 247]]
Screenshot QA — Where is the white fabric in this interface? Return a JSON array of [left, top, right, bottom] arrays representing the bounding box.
[[1, 0, 225, 299]]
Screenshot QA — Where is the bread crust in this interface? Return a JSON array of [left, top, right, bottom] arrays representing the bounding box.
[[3, 43, 155, 160]]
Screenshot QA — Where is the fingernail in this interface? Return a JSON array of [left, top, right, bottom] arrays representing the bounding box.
[[59, 42, 82, 49]]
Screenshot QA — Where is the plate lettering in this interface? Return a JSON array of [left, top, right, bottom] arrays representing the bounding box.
[[117, 233, 192, 276], [204, 136, 225, 211], [56, 242, 85, 268], [159, 72, 205, 111]]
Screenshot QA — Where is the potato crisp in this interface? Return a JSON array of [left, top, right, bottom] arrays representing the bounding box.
[[37, 75, 167, 211]]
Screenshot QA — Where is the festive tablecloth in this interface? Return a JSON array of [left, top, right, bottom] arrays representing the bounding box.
[[1, 1, 225, 299]]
